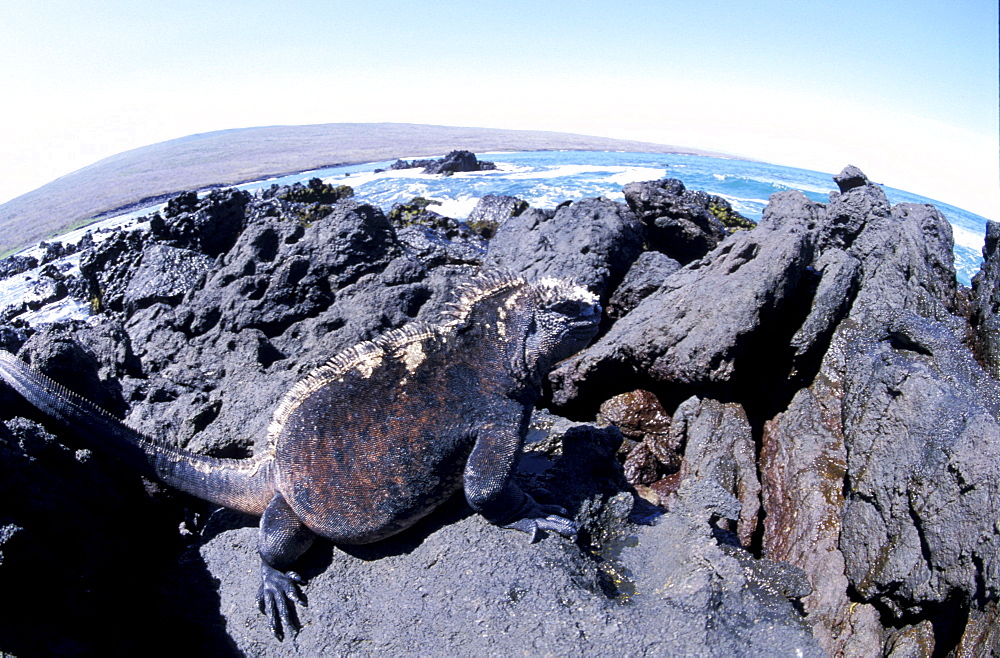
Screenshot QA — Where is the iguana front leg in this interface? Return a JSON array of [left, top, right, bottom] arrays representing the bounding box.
[[463, 420, 577, 541], [257, 493, 315, 639]]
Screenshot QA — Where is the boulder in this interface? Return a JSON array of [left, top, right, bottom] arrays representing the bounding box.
[[486, 197, 645, 299], [971, 220, 1000, 377], [465, 194, 528, 238], [421, 149, 496, 174], [387, 150, 497, 175], [121, 244, 214, 315], [623, 178, 749, 263], [832, 164, 869, 193], [605, 250, 681, 320], [149, 188, 250, 257], [549, 191, 824, 410]]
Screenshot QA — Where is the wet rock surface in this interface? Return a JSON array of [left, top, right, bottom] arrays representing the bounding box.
[[971, 220, 1000, 377], [1, 162, 997, 656]]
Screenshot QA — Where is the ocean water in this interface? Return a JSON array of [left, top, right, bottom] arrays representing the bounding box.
[[240, 151, 990, 286], [2, 150, 991, 326]]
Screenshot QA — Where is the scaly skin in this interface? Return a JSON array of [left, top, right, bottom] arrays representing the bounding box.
[[0, 272, 601, 639]]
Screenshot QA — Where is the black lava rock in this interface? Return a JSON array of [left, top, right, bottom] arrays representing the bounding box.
[[486, 197, 645, 299], [149, 188, 251, 257], [971, 220, 1000, 377], [623, 178, 748, 263]]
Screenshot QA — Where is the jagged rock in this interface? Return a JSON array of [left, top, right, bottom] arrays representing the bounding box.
[[387, 150, 497, 175], [122, 244, 214, 315], [971, 220, 1000, 377], [598, 389, 671, 441], [149, 188, 250, 257], [188, 199, 398, 340], [118, 200, 429, 456], [788, 248, 860, 361], [19, 268, 69, 314], [605, 250, 681, 319], [668, 397, 759, 547], [761, 326, 883, 656], [486, 197, 644, 299], [840, 311, 1000, 616], [832, 164, 869, 193], [421, 149, 496, 174], [885, 621, 936, 657], [277, 178, 354, 205], [821, 170, 890, 251], [833, 165, 870, 194], [623, 178, 748, 263], [843, 199, 959, 326], [600, 389, 674, 484], [0, 324, 31, 354], [4, 164, 997, 655], [622, 441, 662, 486], [0, 254, 39, 280], [17, 323, 134, 417], [387, 198, 487, 265], [394, 225, 486, 266], [956, 601, 1000, 655], [80, 227, 152, 313], [754, 167, 994, 654], [549, 191, 825, 410], [466, 194, 528, 238], [36, 240, 77, 265]]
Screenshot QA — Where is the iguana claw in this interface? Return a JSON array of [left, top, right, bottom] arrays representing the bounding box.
[[502, 499, 577, 541], [257, 564, 306, 640]]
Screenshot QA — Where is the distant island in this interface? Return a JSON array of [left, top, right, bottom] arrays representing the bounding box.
[[0, 123, 727, 257]]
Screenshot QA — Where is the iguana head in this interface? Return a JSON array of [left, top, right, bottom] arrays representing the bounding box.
[[522, 277, 602, 379], [442, 272, 601, 389]]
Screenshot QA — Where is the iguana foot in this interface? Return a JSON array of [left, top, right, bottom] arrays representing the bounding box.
[[257, 563, 306, 640], [502, 496, 577, 542]]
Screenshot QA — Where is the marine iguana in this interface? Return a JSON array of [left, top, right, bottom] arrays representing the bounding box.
[[0, 272, 601, 638]]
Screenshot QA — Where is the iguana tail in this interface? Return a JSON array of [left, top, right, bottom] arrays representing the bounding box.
[[0, 351, 273, 516]]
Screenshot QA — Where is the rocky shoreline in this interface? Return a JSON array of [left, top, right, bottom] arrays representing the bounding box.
[[0, 123, 721, 257], [0, 161, 998, 655]]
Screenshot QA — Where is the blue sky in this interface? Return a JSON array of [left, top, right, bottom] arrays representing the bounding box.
[[1, 0, 997, 218]]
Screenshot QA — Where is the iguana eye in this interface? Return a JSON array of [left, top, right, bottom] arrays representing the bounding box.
[[548, 299, 602, 319]]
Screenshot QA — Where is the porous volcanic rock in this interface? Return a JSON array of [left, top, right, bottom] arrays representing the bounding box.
[[623, 178, 750, 263], [465, 194, 528, 238], [486, 197, 645, 300], [605, 250, 681, 320], [121, 244, 214, 315], [971, 220, 1000, 377], [549, 190, 825, 411]]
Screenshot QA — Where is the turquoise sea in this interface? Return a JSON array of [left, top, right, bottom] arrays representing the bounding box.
[[241, 151, 990, 286]]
